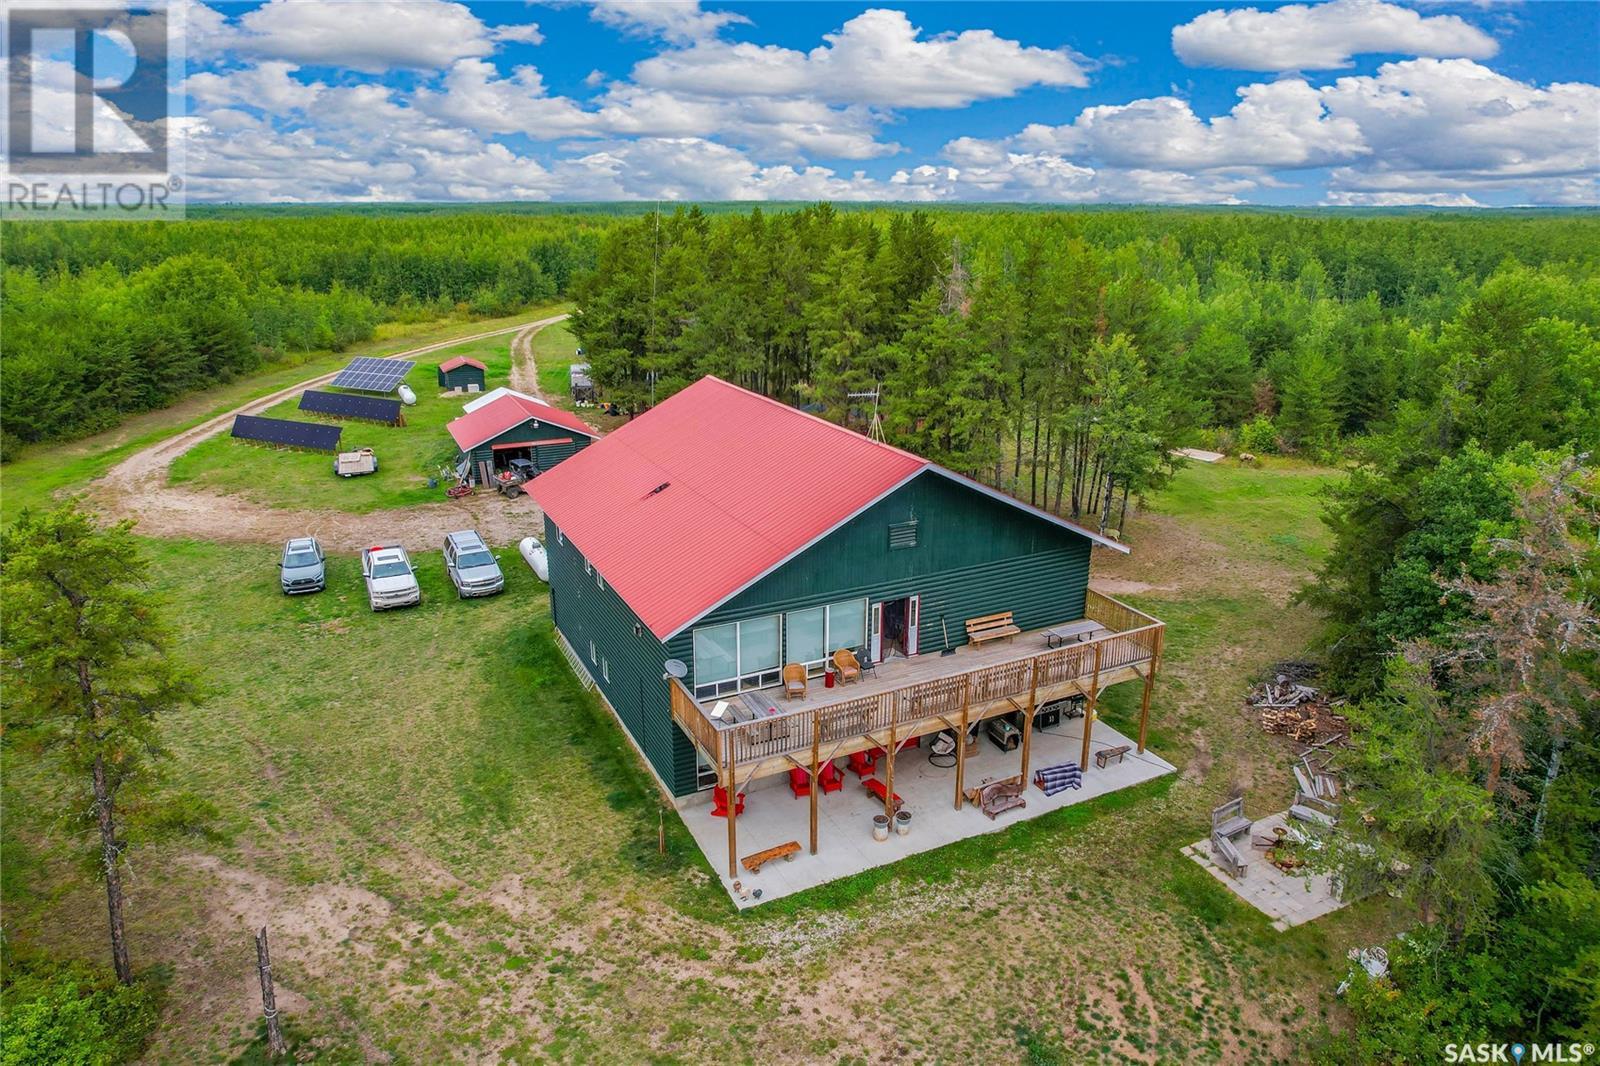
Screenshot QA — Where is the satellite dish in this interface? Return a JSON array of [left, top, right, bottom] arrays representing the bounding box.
[[663, 659, 689, 679]]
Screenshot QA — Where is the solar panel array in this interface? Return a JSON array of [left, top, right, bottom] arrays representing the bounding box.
[[330, 357, 415, 393], [299, 389, 402, 423], [231, 415, 343, 451]]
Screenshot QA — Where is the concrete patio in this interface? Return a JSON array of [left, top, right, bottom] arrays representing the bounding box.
[[1183, 810, 1351, 930], [681, 717, 1175, 908]]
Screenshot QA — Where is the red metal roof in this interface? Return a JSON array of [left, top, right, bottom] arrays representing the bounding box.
[[530, 376, 1129, 641], [529, 377, 924, 639], [446, 395, 597, 452], [438, 356, 486, 372]]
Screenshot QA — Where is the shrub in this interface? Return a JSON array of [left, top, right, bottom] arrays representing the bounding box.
[[0, 959, 166, 1066], [1238, 416, 1279, 455]]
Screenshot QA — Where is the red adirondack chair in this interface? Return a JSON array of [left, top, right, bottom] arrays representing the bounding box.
[[789, 766, 812, 798], [818, 760, 844, 793], [847, 749, 878, 778], [712, 785, 745, 817]]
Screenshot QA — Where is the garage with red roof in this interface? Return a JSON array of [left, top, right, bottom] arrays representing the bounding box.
[[446, 393, 598, 483]]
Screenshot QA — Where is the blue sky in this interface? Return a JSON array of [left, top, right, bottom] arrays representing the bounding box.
[[178, 1, 1599, 205]]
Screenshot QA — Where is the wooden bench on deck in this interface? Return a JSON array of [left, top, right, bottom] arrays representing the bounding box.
[[742, 841, 801, 874], [966, 611, 1021, 646]]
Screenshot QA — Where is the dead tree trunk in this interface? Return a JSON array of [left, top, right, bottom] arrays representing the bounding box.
[[92, 755, 132, 984], [255, 926, 288, 1057]]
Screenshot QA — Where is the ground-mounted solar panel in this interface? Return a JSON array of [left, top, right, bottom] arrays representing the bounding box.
[[329, 357, 415, 393], [231, 415, 343, 451], [298, 389, 402, 424]]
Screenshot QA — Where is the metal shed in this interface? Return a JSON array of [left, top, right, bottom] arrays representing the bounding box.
[[438, 356, 487, 391]]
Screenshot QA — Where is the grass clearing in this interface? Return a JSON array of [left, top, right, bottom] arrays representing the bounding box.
[[1, 454, 1408, 1061], [0, 305, 567, 523], [167, 333, 521, 513]]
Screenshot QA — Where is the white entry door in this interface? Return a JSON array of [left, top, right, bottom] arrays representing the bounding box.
[[869, 601, 883, 663], [906, 594, 921, 655]]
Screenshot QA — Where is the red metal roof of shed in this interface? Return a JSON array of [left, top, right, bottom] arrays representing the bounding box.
[[438, 356, 486, 372], [529, 376, 1127, 641], [446, 395, 597, 452]]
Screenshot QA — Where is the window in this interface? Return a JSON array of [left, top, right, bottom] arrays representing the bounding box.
[[589, 639, 596, 664], [786, 606, 826, 666], [691, 614, 783, 698], [556, 529, 564, 545], [827, 599, 867, 652], [584, 557, 593, 575], [785, 597, 868, 674], [602, 658, 610, 683], [596, 569, 605, 590], [888, 519, 919, 550]]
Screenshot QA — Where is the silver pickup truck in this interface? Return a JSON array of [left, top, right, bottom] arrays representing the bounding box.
[[360, 544, 421, 610]]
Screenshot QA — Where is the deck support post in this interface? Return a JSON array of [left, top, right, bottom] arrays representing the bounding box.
[[809, 715, 821, 855], [884, 715, 897, 821], [1137, 627, 1162, 754], [724, 734, 738, 879], [1019, 657, 1039, 786], [1080, 642, 1102, 773], [955, 680, 970, 810]]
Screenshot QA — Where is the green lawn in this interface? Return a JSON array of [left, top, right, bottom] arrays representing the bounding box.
[[0, 306, 568, 523], [167, 335, 518, 512], [2, 457, 1402, 1063], [533, 319, 581, 402]]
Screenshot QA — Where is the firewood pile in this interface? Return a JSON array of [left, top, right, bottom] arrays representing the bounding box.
[[1249, 662, 1349, 746]]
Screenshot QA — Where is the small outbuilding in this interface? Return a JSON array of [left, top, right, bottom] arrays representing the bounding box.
[[446, 393, 599, 484], [570, 362, 596, 403], [438, 356, 487, 392]]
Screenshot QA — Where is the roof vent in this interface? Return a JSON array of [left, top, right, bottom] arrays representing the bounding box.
[[645, 482, 670, 498]]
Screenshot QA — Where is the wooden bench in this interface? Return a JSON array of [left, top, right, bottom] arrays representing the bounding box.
[[1211, 832, 1248, 879], [863, 777, 903, 812], [966, 611, 1021, 646], [742, 841, 801, 874], [1211, 797, 1252, 841], [1095, 744, 1132, 769], [1290, 792, 1337, 828]]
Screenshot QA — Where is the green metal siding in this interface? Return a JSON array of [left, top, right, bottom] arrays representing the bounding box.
[[462, 419, 592, 480], [665, 470, 1093, 672], [546, 519, 700, 796], [439, 364, 486, 389]]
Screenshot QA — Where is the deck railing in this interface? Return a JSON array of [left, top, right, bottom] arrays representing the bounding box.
[[670, 592, 1165, 773]]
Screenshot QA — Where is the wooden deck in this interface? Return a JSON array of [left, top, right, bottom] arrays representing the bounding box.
[[669, 591, 1165, 876]]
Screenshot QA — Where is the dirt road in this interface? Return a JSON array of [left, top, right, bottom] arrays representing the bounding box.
[[86, 315, 570, 550]]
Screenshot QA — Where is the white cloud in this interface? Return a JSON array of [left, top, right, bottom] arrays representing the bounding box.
[[1173, 0, 1498, 71], [891, 157, 1258, 204], [226, 0, 506, 72], [1323, 190, 1486, 207], [1010, 79, 1367, 169], [410, 60, 594, 136], [492, 23, 545, 46], [1320, 59, 1600, 204], [632, 8, 1087, 109], [550, 137, 893, 201], [590, 1, 748, 45]]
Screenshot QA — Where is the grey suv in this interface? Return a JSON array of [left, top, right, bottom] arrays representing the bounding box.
[[444, 530, 505, 598], [279, 537, 326, 594]]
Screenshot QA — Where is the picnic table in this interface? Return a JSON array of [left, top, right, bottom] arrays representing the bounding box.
[[1045, 620, 1106, 648]]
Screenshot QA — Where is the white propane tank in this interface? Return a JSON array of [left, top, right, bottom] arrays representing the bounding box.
[[397, 383, 417, 406], [518, 536, 549, 582]]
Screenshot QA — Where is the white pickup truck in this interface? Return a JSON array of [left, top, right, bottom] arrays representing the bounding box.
[[360, 544, 421, 611]]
